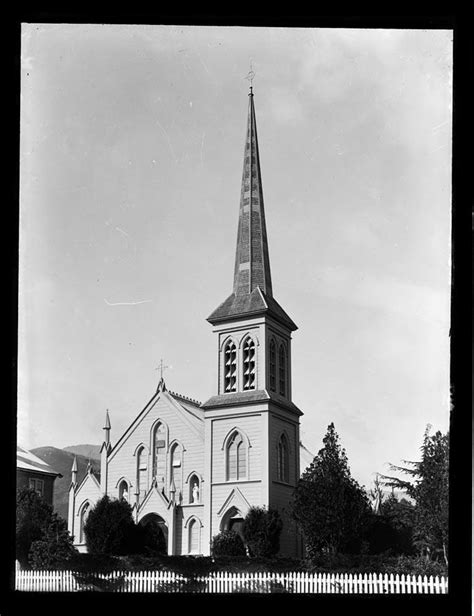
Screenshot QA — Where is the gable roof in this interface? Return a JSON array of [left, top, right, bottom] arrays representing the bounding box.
[[17, 445, 62, 478], [108, 386, 203, 463]]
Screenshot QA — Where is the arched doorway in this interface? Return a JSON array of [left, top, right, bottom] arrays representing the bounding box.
[[221, 506, 245, 541], [139, 513, 168, 554]]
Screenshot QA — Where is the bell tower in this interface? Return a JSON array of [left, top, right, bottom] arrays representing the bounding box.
[[201, 87, 303, 557]]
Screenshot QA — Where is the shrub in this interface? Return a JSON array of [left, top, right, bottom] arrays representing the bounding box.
[[211, 530, 246, 557], [28, 521, 77, 569], [16, 488, 76, 569], [242, 506, 283, 558], [84, 496, 136, 555]]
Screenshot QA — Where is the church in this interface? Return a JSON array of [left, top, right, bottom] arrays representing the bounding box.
[[68, 86, 309, 558]]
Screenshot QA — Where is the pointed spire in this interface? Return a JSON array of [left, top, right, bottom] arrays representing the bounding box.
[[233, 89, 273, 297], [103, 409, 111, 446], [71, 456, 78, 486], [207, 87, 297, 332]]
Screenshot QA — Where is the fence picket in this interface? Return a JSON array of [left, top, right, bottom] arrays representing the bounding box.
[[14, 568, 448, 594]]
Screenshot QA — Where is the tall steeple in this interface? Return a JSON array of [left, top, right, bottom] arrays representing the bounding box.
[[208, 88, 297, 331], [233, 87, 273, 297]]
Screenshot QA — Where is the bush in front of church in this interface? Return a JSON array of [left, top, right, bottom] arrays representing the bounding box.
[[84, 495, 137, 555], [242, 506, 283, 558], [16, 487, 77, 569], [210, 530, 247, 557]]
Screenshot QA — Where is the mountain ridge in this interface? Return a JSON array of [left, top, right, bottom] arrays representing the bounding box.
[[31, 446, 101, 521]]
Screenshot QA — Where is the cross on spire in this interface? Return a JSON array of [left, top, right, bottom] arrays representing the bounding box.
[[155, 358, 170, 393], [244, 61, 256, 93], [155, 358, 169, 379]]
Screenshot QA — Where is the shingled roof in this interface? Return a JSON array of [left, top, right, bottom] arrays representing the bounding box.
[[207, 287, 297, 330], [207, 88, 297, 331], [201, 388, 303, 416]]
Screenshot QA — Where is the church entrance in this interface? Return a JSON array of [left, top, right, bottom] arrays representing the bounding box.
[[221, 507, 245, 542], [138, 513, 168, 555]]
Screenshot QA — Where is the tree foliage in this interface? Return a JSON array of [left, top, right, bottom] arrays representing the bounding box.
[[292, 423, 372, 557], [381, 426, 449, 563], [16, 488, 76, 568], [210, 530, 246, 557], [241, 506, 283, 558], [28, 519, 77, 569], [84, 495, 136, 555]]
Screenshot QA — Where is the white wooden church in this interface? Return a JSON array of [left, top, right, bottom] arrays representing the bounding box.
[[68, 87, 311, 558]]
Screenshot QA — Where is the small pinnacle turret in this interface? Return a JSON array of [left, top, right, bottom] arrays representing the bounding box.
[[71, 456, 78, 486], [103, 409, 111, 446]]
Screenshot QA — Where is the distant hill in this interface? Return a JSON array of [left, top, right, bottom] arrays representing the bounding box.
[[31, 446, 101, 522], [63, 444, 101, 460]]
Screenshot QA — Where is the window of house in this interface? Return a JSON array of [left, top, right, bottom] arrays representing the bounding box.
[[278, 344, 286, 396], [29, 478, 44, 496], [243, 337, 256, 390], [277, 434, 290, 483], [227, 431, 247, 481], [224, 341, 237, 392], [269, 338, 276, 391]]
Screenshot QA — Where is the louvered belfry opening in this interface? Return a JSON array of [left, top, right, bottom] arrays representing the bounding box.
[[242, 337, 256, 390], [224, 340, 237, 392]]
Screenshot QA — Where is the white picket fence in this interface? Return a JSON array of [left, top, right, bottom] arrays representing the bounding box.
[[15, 568, 448, 594]]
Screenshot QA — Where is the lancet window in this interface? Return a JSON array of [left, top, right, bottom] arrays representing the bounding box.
[[278, 344, 286, 397], [269, 338, 276, 391], [242, 337, 256, 390], [224, 340, 237, 392], [277, 434, 290, 483], [227, 431, 247, 481]]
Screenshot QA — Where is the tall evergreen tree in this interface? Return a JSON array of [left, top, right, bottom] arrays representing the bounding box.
[[292, 423, 371, 557], [381, 426, 449, 564]]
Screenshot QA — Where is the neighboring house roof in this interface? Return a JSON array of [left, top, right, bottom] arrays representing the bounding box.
[[17, 445, 63, 477]]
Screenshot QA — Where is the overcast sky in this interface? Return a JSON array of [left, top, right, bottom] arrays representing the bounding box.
[[19, 24, 452, 490]]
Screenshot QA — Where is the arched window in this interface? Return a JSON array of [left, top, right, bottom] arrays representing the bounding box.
[[79, 502, 90, 543], [188, 518, 200, 554], [227, 431, 247, 481], [278, 344, 286, 397], [277, 434, 290, 483], [170, 443, 182, 500], [136, 446, 147, 499], [189, 474, 200, 503], [242, 337, 256, 390], [118, 480, 129, 501], [152, 422, 166, 488], [269, 338, 276, 391], [224, 340, 237, 392]]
